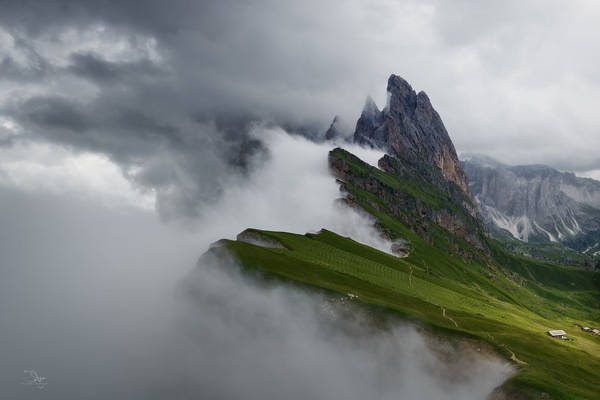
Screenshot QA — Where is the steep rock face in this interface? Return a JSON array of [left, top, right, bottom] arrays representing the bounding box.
[[329, 148, 490, 257], [354, 96, 385, 146], [354, 75, 471, 196], [463, 155, 600, 251]]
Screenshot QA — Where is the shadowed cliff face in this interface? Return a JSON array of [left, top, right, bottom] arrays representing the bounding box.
[[354, 75, 471, 196], [329, 148, 490, 258], [462, 155, 600, 250]]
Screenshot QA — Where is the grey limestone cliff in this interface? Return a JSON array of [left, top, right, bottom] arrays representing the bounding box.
[[462, 155, 600, 252]]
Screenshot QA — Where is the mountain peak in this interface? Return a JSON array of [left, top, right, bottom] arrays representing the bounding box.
[[325, 115, 352, 141], [353, 96, 385, 148], [387, 74, 415, 95], [386, 75, 418, 119], [355, 74, 472, 197], [461, 154, 508, 169], [362, 95, 380, 116]]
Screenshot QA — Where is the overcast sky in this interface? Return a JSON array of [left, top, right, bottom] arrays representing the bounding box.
[[2, 0, 600, 219]]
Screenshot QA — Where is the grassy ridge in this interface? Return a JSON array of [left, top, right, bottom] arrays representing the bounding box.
[[216, 229, 600, 399], [208, 148, 600, 399]]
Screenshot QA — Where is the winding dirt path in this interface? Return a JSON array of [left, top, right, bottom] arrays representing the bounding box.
[[440, 306, 459, 327], [506, 347, 528, 365]]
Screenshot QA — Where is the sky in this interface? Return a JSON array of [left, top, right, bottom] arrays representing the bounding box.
[[0, 0, 596, 397], [1, 0, 600, 221]]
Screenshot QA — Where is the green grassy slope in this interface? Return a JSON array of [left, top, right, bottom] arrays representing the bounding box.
[[214, 229, 600, 399], [205, 148, 600, 399]]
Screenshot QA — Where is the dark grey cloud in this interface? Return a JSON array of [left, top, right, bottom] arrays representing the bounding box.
[[68, 52, 163, 83], [14, 96, 92, 133], [1, 0, 600, 221]]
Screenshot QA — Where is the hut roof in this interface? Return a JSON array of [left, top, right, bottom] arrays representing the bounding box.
[[548, 330, 567, 337]]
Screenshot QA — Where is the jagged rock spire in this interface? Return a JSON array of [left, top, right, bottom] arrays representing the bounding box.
[[354, 74, 471, 196], [325, 115, 352, 141], [353, 96, 384, 147]]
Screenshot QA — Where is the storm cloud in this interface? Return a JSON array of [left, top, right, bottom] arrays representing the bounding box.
[[1, 0, 600, 219]]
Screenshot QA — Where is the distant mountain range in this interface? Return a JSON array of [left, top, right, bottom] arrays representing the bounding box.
[[462, 155, 600, 255]]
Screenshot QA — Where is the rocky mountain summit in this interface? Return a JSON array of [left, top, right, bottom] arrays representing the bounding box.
[[354, 75, 471, 197], [462, 155, 600, 253], [329, 74, 488, 255]]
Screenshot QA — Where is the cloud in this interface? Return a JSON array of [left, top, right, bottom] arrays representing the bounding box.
[[0, 121, 388, 250], [0, 141, 155, 209], [161, 253, 512, 400], [0, 189, 512, 399], [188, 127, 395, 254], [67, 52, 163, 84], [2, 0, 600, 221], [0, 188, 203, 399]]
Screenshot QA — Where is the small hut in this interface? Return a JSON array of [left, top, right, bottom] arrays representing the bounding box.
[[547, 329, 567, 338]]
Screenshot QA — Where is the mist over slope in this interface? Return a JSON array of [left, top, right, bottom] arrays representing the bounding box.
[[1, 123, 516, 399], [190, 127, 395, 253], [166, 252, 511, 400]]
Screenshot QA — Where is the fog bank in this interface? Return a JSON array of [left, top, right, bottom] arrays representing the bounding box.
[[153, 252, 513, 400], [192, 127, 393, 254], [1, 127, 513, 399]]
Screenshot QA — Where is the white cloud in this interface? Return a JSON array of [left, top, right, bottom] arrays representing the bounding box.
[[0, 116, 21, 140], [194, 127, 393, 253], [168, 256, 512, 400], [0, 141, 155, 210], [578, 169, 600, 182]]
